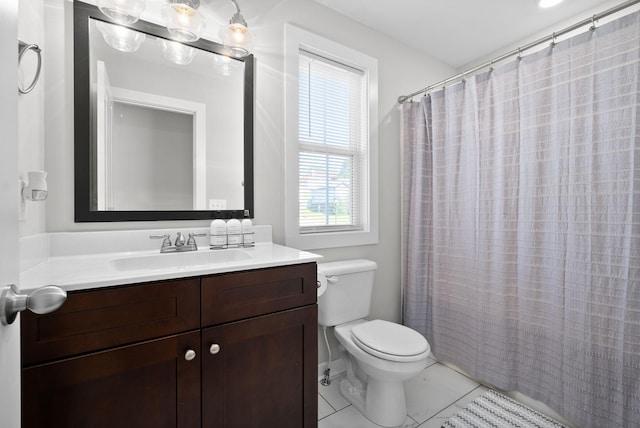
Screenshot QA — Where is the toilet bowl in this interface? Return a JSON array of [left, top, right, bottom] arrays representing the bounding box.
[[317, 260, 431, 427]]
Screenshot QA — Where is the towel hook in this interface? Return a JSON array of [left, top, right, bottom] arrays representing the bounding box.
[[18, 40, 42, 95]]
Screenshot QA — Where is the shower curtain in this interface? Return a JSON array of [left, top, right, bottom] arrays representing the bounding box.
[[402, 11, 640, 428]]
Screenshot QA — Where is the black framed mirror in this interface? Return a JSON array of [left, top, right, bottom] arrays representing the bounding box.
[[74, 1, 254, 222]]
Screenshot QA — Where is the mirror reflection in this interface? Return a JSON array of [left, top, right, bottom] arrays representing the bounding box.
[[74, 1, 254, 222], [89, 18, 245, 212]]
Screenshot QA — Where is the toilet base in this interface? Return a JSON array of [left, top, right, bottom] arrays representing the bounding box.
[[339, 376, 408, 427]]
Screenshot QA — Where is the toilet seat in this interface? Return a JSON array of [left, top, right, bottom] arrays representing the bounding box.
[[351, 320, 430, 363]]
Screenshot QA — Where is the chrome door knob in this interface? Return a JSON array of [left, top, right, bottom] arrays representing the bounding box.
[[0, 284, 67, 326], [185, 349, 196, 361], [209, 344, 221, 355]]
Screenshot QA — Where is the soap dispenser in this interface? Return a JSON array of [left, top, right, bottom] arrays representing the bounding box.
[[226, 218, 242, 246], [210, 219, 227, 248]]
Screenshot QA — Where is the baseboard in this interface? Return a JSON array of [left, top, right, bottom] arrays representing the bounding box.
[[318, 358, 346, 382]]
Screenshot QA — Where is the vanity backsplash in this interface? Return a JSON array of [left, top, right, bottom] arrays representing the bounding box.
[[19, 225, 274, 273]]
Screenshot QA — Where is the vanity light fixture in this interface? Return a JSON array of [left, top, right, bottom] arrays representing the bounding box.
[[219, 0, 254, 58], [538, 0, 564, 8], [96, 0, 145, 24], [96, 0, 254, 53], [162, 0, 206, 42]]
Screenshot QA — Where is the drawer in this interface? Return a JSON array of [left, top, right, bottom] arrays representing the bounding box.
[[21, 278, 200, 366], [201, 263, 316, 326]]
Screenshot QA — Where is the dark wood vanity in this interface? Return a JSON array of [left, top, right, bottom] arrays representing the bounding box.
[[20, 262, 318, 428]]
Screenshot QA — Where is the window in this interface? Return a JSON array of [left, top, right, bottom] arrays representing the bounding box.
[[285, 25, 378, 250]]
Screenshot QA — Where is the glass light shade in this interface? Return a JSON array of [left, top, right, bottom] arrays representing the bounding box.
[[159, 39, 197, 65], [96, 0, 145, 24], [162, 3, 205, 42], [219, 22, 254, 58], [96, 21, 146, 53]]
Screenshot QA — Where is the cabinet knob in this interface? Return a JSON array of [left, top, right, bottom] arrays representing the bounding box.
[[185, 349, 196, 361], [209, 344, 221, 355]]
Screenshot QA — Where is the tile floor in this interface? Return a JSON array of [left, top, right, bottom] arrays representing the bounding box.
[[318, 357, 491, 428]]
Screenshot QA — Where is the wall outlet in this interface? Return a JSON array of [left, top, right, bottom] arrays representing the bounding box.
[[208, 199, 227, 210]]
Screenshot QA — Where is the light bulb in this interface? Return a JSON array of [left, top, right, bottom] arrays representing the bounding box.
[[162, 2, 205, 42], [219, 21, 253, 58], [231, 24, 247, 43]]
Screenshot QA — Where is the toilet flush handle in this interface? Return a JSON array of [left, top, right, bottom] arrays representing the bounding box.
[[326, 276, 338, 284]]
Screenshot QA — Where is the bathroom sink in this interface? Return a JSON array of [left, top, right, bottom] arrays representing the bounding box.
[[110, 249, 252, 271]]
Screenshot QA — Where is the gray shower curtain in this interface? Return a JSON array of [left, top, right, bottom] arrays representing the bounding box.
[[402, 11, 640, 428]]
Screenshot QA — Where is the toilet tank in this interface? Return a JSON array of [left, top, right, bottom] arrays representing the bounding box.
[[317, 259, 377, 327]]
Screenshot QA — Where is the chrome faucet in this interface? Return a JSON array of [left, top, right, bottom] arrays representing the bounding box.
[[174, 232, 186, 248], [150, 232, 206, 253]]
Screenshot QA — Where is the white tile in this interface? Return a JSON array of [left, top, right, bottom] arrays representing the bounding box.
[[417, 417, 448, 428], [404, 363, 479, 423], [431, 404, 464, 419], [425, 356, 438, 368], [318, 394, 335, 420], [416, 404, 463, 428], [454, 385, 490, 408], [319, 377, 350, 411], [319, 406, 418, 428]]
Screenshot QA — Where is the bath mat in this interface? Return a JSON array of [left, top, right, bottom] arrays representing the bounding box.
[[442, 390, 568, 428]]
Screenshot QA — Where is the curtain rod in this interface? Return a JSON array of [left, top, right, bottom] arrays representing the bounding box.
[[397, 0, 640, 104]]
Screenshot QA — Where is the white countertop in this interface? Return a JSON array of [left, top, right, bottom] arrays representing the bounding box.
[[20, 242, 322, 293]]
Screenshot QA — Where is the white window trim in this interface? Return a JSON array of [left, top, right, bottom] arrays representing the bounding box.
[[284, 24, 378, 250]]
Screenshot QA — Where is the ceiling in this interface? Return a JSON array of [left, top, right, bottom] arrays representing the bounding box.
[[310, 0, 622, 68]]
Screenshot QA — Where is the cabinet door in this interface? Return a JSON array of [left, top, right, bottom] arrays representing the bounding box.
[[22, 331, 201, 428], [202, 305, 318, 428]]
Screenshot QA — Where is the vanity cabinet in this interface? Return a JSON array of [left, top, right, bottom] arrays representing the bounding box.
[[21, 263, 318, 428]]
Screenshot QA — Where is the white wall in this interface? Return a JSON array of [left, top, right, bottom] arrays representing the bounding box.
[[457, 0, 639, 72], [35, 0, 455, 364], [246, 2, 453, 346], [18, 0, 46, 236]]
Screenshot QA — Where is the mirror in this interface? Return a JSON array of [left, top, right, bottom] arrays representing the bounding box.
[[74, 1, 254, 222]]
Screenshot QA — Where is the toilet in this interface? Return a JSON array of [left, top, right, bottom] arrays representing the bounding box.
[[317, 259, 431, 427]]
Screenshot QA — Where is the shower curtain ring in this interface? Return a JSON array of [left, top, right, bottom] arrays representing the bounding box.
[[590, 15, 597, 31], [550, 32, 557, 47], [517, 48, 523, 61]]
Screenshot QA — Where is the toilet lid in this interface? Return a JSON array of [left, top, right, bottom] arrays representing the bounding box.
[[351, 320, 430, 360]]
